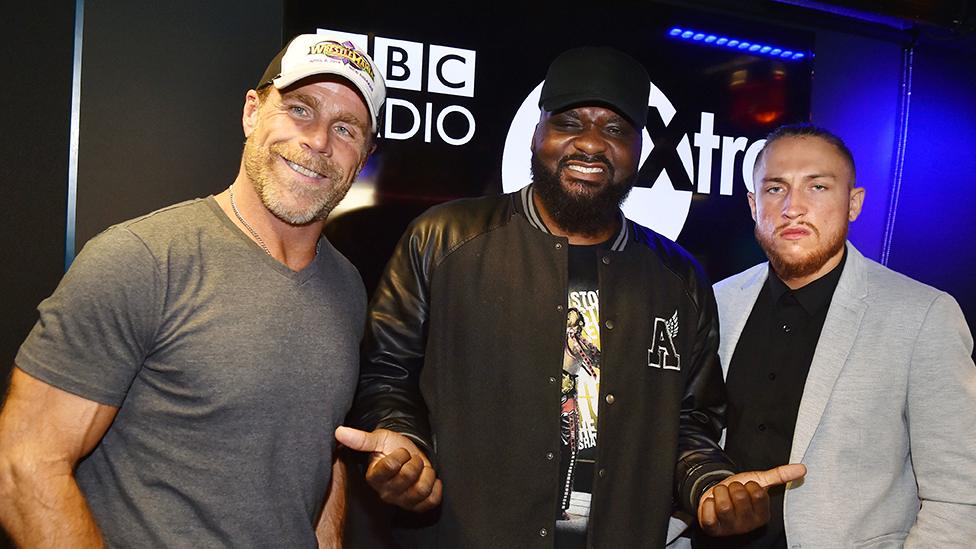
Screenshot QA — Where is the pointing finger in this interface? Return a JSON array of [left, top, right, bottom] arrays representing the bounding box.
[[755, 463, 806, 488], [335, 425, 387, 454]]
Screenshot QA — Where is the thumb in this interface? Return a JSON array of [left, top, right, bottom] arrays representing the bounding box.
[[335, 425, 386, 453], [756, 463, 807, 488]]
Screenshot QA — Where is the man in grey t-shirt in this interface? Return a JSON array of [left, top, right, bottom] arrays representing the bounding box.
[[0, 34, 386, 548]]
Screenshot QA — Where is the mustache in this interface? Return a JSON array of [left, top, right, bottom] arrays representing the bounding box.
[[777, 221, 820, 237], [558, 153, 614, 176], [270, 143, 343, 180]]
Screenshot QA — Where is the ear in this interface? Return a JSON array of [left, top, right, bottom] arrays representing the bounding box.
[[848, 186, 865, 222], [530, 122, 542, 153], [242, 90, 262, 138], [747, 192, 757, 222]]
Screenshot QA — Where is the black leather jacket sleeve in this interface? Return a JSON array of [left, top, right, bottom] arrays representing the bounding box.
[[347, 214, 438, 459], [671, 252, 737, 515]]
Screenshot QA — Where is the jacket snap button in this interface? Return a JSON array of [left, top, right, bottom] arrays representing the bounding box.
[[598, 468, 607, 478], [605, 320, 614, 330], [557, 304, 564, 312], [548, 376, 556, 384], [602, 256, 611, 265], [555, 243, 563, 250], [539, 528, 548, 537], [605, 394, 615, 404], [546, 451, 555, 460]]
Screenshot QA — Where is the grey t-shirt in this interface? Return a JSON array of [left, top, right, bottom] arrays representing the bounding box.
[[16, 197, 366, 548]]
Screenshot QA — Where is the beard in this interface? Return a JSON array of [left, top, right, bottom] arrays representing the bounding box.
[[755, 221, 848, 281], [242, 139, 354, 225], [530, 151, 635, 237]]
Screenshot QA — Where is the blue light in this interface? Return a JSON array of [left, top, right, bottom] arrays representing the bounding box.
[[665, 26, 808, 61]]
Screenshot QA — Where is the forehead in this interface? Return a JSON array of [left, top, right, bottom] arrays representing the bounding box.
[[761, 136, 850, 173], [547, 104, 628, 122]]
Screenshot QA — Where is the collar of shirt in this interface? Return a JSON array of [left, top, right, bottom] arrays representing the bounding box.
[[766, 246, 848, 316], [515, 184, 630, 251]]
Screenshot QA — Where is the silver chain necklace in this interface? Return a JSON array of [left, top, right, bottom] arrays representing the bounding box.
[[228, 185, 272, 256]]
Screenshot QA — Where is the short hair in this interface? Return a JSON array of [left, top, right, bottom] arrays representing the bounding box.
[[255, 85, 273, 102], [755, 123, 856, 183]]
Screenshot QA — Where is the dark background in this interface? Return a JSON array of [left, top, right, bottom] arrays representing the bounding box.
[[288, 5, 816, 294], [2, 1, 975, 547]]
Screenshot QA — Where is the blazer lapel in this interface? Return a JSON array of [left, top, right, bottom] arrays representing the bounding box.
[[789, 243, 869, 463], [718, 266, 767, 379]]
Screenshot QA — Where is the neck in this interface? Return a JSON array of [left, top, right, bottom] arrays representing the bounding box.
[[531, 192, 618, 245], [215, 171, 325, 271], [778, 246, 846, 290]]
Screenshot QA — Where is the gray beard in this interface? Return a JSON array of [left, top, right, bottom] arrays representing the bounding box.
[[242, 140, 350, 225]]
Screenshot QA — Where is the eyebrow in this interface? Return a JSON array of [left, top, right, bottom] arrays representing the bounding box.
[[334, 112, 370, 134], [762, 173, 838, 184], [553, 109, 629, 126], [283, 92, 320, 108]]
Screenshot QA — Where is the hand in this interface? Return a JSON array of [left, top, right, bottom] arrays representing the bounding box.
[[697, 463, 806, 536], [334, 426, 443, 512]]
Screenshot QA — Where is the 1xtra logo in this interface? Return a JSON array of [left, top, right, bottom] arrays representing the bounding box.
[[502, 82, 767, 240]]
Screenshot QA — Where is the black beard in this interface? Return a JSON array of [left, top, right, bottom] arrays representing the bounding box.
[[530, 152, 635, 238]]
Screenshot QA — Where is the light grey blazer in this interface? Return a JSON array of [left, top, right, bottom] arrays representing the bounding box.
[[710, 243, 976, 548]]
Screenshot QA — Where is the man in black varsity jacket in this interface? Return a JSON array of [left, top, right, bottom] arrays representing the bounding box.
[[337, 46, 805, 549]]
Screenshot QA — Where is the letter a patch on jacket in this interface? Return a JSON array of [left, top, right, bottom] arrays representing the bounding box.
[[648, 310, 680, 370]]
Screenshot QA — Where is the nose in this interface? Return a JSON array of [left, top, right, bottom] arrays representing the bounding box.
[[782, 189, 807, 219], [302, 121, 333, 156], [572, 126, 608, 156]]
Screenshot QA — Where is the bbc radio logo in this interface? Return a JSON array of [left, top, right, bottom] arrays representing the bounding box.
[[317, 28, 476, 146]]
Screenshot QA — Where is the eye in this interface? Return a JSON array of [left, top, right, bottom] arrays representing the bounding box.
[[551, 118, 582, 131], [812, 183, 828, 191], [765, 185, 784, 194], [335, 125, 353, 137], [288, 105, 311, 118]]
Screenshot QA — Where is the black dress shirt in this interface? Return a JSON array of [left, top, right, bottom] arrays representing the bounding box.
[[695, 250, 846, 549]]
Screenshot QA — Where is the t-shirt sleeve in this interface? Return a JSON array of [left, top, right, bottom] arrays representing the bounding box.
[[15, 226, 162, 407]]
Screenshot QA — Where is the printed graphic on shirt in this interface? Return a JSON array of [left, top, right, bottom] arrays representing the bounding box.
[[648, 310, 681, 371], [559, 288, 601, 519]]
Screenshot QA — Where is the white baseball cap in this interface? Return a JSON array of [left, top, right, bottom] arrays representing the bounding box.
[[257, 34, 386, 132]]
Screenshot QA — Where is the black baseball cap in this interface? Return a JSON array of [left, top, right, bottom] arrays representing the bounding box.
[[539, 46, 650, 129]]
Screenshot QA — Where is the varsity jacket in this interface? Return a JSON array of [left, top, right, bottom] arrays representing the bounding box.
[[350, 186, 735, 548]]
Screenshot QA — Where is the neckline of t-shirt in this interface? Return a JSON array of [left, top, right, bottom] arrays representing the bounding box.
[[205, 195, 323, 283], [568, 240, 611, 251]]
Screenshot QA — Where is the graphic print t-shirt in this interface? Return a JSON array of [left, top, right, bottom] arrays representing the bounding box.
[[558, 243, 602, 525]]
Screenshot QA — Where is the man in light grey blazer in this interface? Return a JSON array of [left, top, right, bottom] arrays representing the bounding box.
[[702, 124, 976, 549]]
